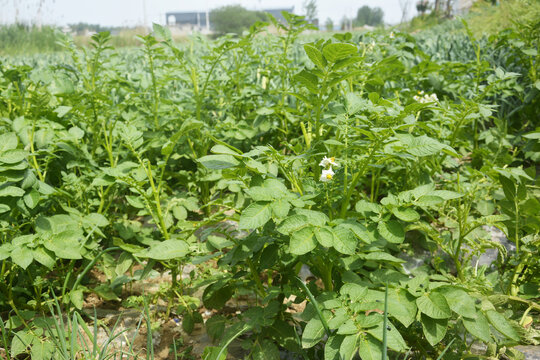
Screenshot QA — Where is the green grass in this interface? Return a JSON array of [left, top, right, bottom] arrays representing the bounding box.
[[402, 0, 540, 36], [0, 25, 190, 56], [0, 25, 61, 55], [467, 0, 540, 36]]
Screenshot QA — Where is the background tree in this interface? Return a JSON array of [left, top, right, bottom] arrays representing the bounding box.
[[340, 16, 350, 30], [325, 17, 334, 31], [416, 0, 430, 15], [303, 0, 318, 23], [210, 5, 267, 35], [399, 0, 411, 22], [355, 5, 384, 26]]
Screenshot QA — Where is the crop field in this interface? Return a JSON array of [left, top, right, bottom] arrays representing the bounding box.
[[0, 12, 539, 360]]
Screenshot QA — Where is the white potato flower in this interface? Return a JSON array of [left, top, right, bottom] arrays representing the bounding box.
[[319, 156, 338, 168], [413, 91, 438, 104], [320, 167, 335, 182]]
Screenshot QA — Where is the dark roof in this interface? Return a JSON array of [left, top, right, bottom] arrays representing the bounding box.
[[166, 8, 294, 26], [262, 8, 294, 23], [166, 12, 208, 25]]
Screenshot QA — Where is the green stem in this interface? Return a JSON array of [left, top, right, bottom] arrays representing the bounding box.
[[295, 276, 330, 337], [247, 258, 266, 298], [68, 247, 120, 303], [300, 121, 311, 148], [339, 144, 378, 218], [147, 45, 159, 129], [142, 159, 169, 239], [321, 263, 333, 292]]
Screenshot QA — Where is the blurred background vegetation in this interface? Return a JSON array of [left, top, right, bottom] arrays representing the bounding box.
[[0, 0, 538, 56]]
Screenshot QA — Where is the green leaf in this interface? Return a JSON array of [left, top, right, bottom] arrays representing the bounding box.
[[360, 252, 405, 263], [416, 195, 444, 206], [295, 209, 329, 226], [0, 243, 13, 260], [355, 200, 381, 215], [332, 226, 357, 255], [10, 247, 33, 269], [391, 207, 420, 222], [416, 292, 452, 319], [366, 322, 407, 352], [30, 341, 53, 360], [294, 69, 319, 93], [388, 288, 417, 327], [202, 346, 227, 360], [377, 220, 405, 244], [345, 92, 364, 115], [207, 235, 233, 250], [523, 132, 540, 140], [93, 284, 120, 301], [302, 317, 325, 348], [421, 314, 447, 346], [463, 311, 491, 343], [70, 289, 84, 310], [271, 199, 290, 218], [277, 214, 308, 235], [84, 213, 109, 227], [23, 189, 40, 209], [197, 154, 239, 170], [340, 283, 368, 302], [182, 311, 196, 334], [54, 105, 72, 118], [203, 281, 233, 310], [304, 44, 327, 70], [357, 334, 382, 360], [340, 221, 372, 243], [0, 132, 18, 152], [0, 186, 25, 197], [485, 310, 519, 341], [0, 149, 27, 164], [245, 187, 275, 201], [245, 158, 268, 173], [68, 126, 84, 139], [499, 175, 516, 202], [153, 22, 172, 40], [322, 43, 357, 63], [211, 144, 241, 156], [290, 226, 317, 255], [340, 334, 358, 360], [402, 135, 446, 157], [439, 287, 476, 318], [143, 240, 189, 260], [43, 230, 83, 260], [32, 248, 55, 269], [324, 335, 344, 360], [239, 202, 272, 229], [11, 330, 34, 357], [431, 190, 463, 200], [337, 319, 357, 335], [253, 339, 280, 360], [315, 226, 334, 247], [20, 170, 36, 189], [206, 315, 227, 342]]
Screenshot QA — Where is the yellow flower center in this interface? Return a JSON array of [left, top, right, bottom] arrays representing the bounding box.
[[326, 174, 333, 179], [330, 157, 335, 162]]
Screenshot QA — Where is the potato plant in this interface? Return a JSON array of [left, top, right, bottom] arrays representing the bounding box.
[[0, 14, 539, 360]]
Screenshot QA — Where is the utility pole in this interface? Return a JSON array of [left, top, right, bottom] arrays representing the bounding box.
[[13, 0, 20, 24], [36, 0, 44, 29], [142, 0, 148, 29]]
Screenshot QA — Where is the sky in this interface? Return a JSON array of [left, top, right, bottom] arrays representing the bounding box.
[[0, 0, 418, 27]]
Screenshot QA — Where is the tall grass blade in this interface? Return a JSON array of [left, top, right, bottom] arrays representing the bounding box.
[[435, 338, 456, 360], [382, 282, 389, 360]]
